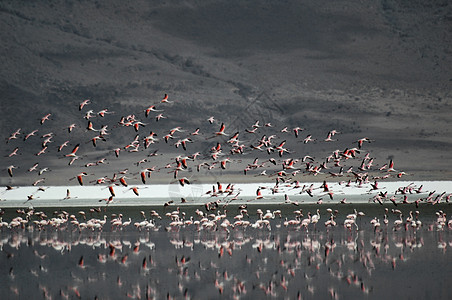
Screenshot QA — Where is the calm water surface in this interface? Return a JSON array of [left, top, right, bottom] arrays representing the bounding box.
[[1, 204, 452, 299]]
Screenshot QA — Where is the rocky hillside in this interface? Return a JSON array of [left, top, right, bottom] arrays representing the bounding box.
[[1, 0, 451, 184]]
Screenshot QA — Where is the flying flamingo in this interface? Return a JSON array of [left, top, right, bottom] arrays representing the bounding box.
[[387, 159, 396, 172], [105, 185, 115, 197], [67, 123, 77, 133], [65, 144, 80, 158], [86, 121, 98, 131], [79, 99, 90, 111], [144, 105, 162, 117], [324, 132, 336, 142], [58, 141, 70, 152], [155, 113, 166, 121], [7, 147, 19, 157], [88, 135, 106, 147], [98, 108, 114, 117], [40, 113, 51, 125], [84, 110, 95, 119], [129, 187, 139, 196], [178, 177, 190, 186], [38, 167, 50, 176], [119, 176, 128, 187], [357, 137, 372, 149], [245, 127, 258, 134], [7, 165, 17, 177], [6, 128, 21, 143], [24, 129, 38, 141], [113, 147, 121, 157], [220, 158, 231, 169], [63, 189, 72, 200], [303, 134, 314, 144], [28, 163, 39, 172], [215, 123, 227, 136], [133, 121, 147, 132], [32, 178, 45, 186], [68, 156, 79, 166], [140, 169, 151, 184], [191, 128, 200, 135], [75, 172, 88, 185], [293, 127, 303, 138], [161, 93, 172, 103], [255, 188, 264, 200], [35, 146, 48, 156]]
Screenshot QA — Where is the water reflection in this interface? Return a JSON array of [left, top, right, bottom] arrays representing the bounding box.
[[1, 204, 452, 299]]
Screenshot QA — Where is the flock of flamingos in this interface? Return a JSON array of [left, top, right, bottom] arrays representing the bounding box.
[[1, 94, 452, 299], [2, 93, 451, 230]]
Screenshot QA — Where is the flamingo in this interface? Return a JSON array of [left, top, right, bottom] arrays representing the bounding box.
[[7, 165, 17, 177], [63, 189, 72, 200], [32, 178, 45, 186], [130, 187, 139, 196], [65, 144, 80, 157], [249, 120, 260, 129], [284, 194, 299, 206], [79, 99, 90, 111], [293, 127, 303, 138], [68, 156, 79, 166], [98, 108, 114, 117], [38, 167, 50, 176], [178, 177, 190, 186], [373, 218, 381, 232], [140, 169, 149, 184], [387, 159, 396, 172], [245, 127, 258, 134], [357, 137, 372, 149], [40, 113, 51, 125], [119, 176, 129, 187], [301, 212, 311, 229], [6, 128, 21, 143], [86, 120, 99, 131], [255, 188, 264, 200], [161, 93, 172, 103], [28, 163, 39, 172], [303, 134, 315, 144], [67, 123, 77, 133], [88, 135, 106, 147], [76, 172, 88, 186], [144, 105, 162, 117], [83, 109, 96, 120], [311, 209, 321, 226], [58, 141, 70, 152], [215, 123, 227, 136], [24, 129, 38, 141], [191, 128, 200, 136], [155, 113, 166, 121], [7, 147, 19, 157], [220, 158, 231, 169], [122, 218, 132, 227], [275, 140, 286, 151]]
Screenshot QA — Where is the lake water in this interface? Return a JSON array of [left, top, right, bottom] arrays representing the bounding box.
[[1, 203, 452, 299]]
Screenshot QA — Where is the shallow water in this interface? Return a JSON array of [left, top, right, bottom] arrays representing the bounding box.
[[1, 204, 452, 299]]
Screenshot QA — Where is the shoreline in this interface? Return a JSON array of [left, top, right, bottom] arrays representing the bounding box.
[[1, 180, 451, 208]]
